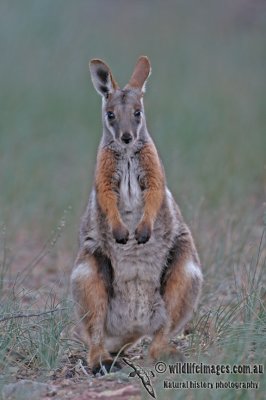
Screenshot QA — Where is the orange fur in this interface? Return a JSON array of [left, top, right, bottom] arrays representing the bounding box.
[[149, 236, 201, 360], [73, 251, 111, 368], [149, 256, 192, 361], [164, 260, 192, 329], [138, 142, 165, 227], [148, 258, 191, 361], [95, 148, 126, 234], [149, 328, 182, 360]]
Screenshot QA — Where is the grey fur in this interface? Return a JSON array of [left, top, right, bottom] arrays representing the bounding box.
[[72, 61, 202, 353]]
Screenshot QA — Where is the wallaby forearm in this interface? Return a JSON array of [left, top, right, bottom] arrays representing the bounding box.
[[95, 148, 121, 224], [133, 142, 165, 244], [96, 143, 165, 244], [95, 148, 129, 243], [139, 142, 165, 224]]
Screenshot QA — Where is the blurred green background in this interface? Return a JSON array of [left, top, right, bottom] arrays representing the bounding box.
[[0, 0, 265, 254]]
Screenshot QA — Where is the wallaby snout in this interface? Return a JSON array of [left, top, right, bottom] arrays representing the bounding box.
[[121, 131, 132, 144]]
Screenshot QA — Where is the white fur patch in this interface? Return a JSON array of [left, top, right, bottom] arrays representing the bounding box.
[[119, 158, 142, 212], [71, 262, 92, 281], [185, 260, 203, 280], [165, 188, 175, 220]]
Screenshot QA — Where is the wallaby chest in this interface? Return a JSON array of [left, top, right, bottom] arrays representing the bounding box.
[[116, 153, 143, 226]]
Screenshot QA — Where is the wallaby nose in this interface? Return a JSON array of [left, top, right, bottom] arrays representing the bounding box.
[[121, 132, 132, 144]]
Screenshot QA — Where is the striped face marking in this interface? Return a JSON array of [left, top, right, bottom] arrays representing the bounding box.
[[102, 89, 144, 146]]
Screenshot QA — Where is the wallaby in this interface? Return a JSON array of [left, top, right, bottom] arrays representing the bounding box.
[[71, 56, 203, 374]]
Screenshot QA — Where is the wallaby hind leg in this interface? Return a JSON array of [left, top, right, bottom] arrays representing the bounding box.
[[71, 249, 120, 374], [149, 233, 203, 360]]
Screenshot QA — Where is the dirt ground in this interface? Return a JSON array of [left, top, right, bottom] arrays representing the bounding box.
[[1, 228, 200, 400]]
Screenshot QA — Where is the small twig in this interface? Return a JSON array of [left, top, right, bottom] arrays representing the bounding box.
[[76, 359, 90, 377], [0, 307, 67, 323], [111, 341, 133, 372]]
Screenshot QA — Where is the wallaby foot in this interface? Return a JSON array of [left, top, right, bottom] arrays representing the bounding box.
[[71, 250, 114, 373], [149, 341, 185, 362]]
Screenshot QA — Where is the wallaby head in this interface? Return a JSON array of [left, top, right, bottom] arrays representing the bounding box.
[[89, 56, 151, 146]]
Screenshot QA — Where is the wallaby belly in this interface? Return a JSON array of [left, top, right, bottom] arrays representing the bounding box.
[[105, 224, 174, 337], [106, 277, 166, 337]]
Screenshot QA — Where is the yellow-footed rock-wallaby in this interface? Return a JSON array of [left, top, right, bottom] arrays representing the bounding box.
[[71, 56, 203, 374]]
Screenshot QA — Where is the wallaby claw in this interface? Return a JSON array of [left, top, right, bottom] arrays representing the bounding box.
[[112, 224, 129, 244], [135, 222, 151, 244]]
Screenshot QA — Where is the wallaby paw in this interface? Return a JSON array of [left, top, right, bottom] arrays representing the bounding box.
[[135, 221, 151, 244], [112, 224, 129, 244], [92, 359, 122, 375], [149, 344, 185, 362]]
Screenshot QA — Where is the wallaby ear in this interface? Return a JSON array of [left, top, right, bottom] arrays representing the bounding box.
[[89, 59, 119, 98], [125, 56, 151, 92]]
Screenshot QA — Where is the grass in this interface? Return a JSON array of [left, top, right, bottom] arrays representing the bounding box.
[[0, 220, 73, 375], [151, 228, 266, 399], [1, 223, 264, 399], [0, 0, 265, 399]]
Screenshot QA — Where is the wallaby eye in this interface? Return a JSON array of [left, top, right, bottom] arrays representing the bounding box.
[[134, 110, 141, 118], [107, 111, 115, 120]]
